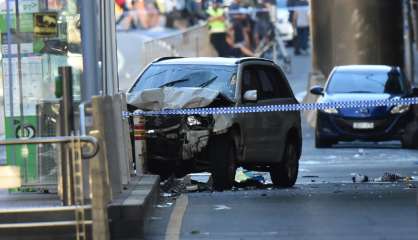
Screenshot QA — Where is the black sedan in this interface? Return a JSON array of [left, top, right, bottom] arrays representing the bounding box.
[[310, 65, 418, 148]]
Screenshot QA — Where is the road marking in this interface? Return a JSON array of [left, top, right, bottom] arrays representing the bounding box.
[[165, 194, 188, 240]]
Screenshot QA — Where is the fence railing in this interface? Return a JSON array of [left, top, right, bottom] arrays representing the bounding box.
[[141, 23, 217, 69]]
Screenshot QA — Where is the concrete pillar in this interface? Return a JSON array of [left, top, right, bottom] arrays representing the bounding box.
[[310, 0, 405, 79]]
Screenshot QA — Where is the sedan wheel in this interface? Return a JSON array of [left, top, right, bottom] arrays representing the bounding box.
[[270, 142, 299, 188]]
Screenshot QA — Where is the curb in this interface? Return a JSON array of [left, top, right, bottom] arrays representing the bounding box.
[[109, 175, 160, 239]]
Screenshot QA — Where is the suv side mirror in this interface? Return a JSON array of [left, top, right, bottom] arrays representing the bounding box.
[[310, 86, 324, 96], [243, 90, 258, 102]]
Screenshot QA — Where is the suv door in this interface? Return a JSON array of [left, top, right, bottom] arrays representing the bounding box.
[[261, 65, 298, 163], [254, 64, 297, 163], [237, 66, 261, 162]]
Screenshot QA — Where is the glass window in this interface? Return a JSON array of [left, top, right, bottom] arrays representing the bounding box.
[[257, 69, 278, 99], [242, 68, 258, 94], [0, 0, 83, 187], [131, 64, 237, 100], [327, 69, 406, 94]]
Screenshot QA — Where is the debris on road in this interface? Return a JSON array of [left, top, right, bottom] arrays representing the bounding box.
[[156, 202, 174, 208], [351, 173, 369, 183], [235, 168, 250, 183], [213, 205, 231, 211], [186, 185, 199, 192], [374, 172, 403, 182], [160, 177, 186, 196], [189, 172, 212, 184]]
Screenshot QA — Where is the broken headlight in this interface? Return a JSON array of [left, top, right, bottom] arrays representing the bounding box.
[[185, 115, 213, 129], [187, 116, 202, 126]]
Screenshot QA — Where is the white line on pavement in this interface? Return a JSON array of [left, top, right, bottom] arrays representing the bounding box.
[[165, 194, 189, 240]]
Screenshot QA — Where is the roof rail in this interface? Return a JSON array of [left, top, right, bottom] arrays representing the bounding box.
[[235, 57, 273, 64], [152, 56, 184, 63]]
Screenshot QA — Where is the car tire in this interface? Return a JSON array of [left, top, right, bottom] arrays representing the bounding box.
[[147, 159, 174, 180], [315, 130, 335, 148], [401, 137, 418, 149], [270, 141, 299, 188], [401, 124, 418, 149], [209, 134, 236, 191]]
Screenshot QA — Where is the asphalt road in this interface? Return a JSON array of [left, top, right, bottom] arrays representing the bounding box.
[[143, 51, 418, 240]]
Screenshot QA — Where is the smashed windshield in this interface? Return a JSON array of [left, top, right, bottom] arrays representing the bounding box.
[[327, 70, 405, 94], [131, 64, 237, 100]]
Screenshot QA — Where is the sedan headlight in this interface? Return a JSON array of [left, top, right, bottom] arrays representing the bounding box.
[[322, 108, 339, 114], [390, 105, 410, 114], [186, 116, 202, 126]]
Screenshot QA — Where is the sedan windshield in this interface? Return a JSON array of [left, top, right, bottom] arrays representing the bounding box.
[[131, 64, 237, 99], [327, 70, 405, 94]]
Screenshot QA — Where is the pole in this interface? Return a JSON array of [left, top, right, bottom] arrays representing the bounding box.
[[80, 0, 101, 101]]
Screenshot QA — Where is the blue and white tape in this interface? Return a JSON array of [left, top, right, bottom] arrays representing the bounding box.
[[123, 97, 418, 117]]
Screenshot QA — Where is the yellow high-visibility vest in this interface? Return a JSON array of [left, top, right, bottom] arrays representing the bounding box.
[[207, 7, 226, 33]]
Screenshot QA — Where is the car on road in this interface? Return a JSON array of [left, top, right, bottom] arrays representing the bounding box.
[[311, 65, 418, 148], [128, 57, 302, 190]]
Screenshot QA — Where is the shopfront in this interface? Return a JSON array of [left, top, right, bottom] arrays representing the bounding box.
[[0, 0, 83, 190]]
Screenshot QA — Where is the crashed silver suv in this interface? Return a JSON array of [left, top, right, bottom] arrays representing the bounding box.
[[128, 57, 302, 190]]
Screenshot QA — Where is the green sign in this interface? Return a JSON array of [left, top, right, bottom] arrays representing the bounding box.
[[0, 13, 34, 33]]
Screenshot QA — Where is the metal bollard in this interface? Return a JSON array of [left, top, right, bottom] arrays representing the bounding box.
[[133, 111, 146, 175]]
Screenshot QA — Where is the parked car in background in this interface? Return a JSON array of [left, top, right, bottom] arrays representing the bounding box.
[[128, 57, 302, 190], [311, 65, 418, 148]]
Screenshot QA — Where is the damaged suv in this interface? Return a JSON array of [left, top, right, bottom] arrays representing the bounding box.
[[128, 57, 302, 190]]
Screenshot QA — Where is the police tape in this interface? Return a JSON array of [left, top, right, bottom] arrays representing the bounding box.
[[123, 97, 418, 117]]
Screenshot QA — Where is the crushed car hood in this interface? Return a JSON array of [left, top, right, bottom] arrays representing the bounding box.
[[127, 87, 221, 111]]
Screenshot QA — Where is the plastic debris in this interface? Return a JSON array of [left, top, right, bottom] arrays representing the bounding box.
[[234, 168, 268, 189], [189, 172, 212, 183], [235, 168, 250, 183], [351, 173, 369, 183], [381, 172, 402, 182], [186, 185, 199, 192], [161, 193, 173, 197], [213, 205, 231, 210], [156, 202, 174, 208]]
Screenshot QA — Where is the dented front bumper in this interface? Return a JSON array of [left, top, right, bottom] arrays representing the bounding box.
[[144, 114, 233, 165]]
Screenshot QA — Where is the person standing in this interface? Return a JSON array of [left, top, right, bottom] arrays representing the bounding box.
[[292, 5, 310, 55], [207, 1, 228, 56]]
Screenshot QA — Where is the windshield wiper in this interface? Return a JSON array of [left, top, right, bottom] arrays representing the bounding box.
[[198, 76, 218, 88], [159, 78, 189, 88]]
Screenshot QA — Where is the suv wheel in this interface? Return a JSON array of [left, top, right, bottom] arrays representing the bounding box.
[[209, 134, 236, 191], [315, 131, 335, 148], [270, 142, 299, 188]]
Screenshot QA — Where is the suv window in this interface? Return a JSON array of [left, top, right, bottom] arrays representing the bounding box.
[[257, 69, 280, 99], [242, 65, 293, 101], [242, 68, 260, 94], [264, 66, 293, 98]]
